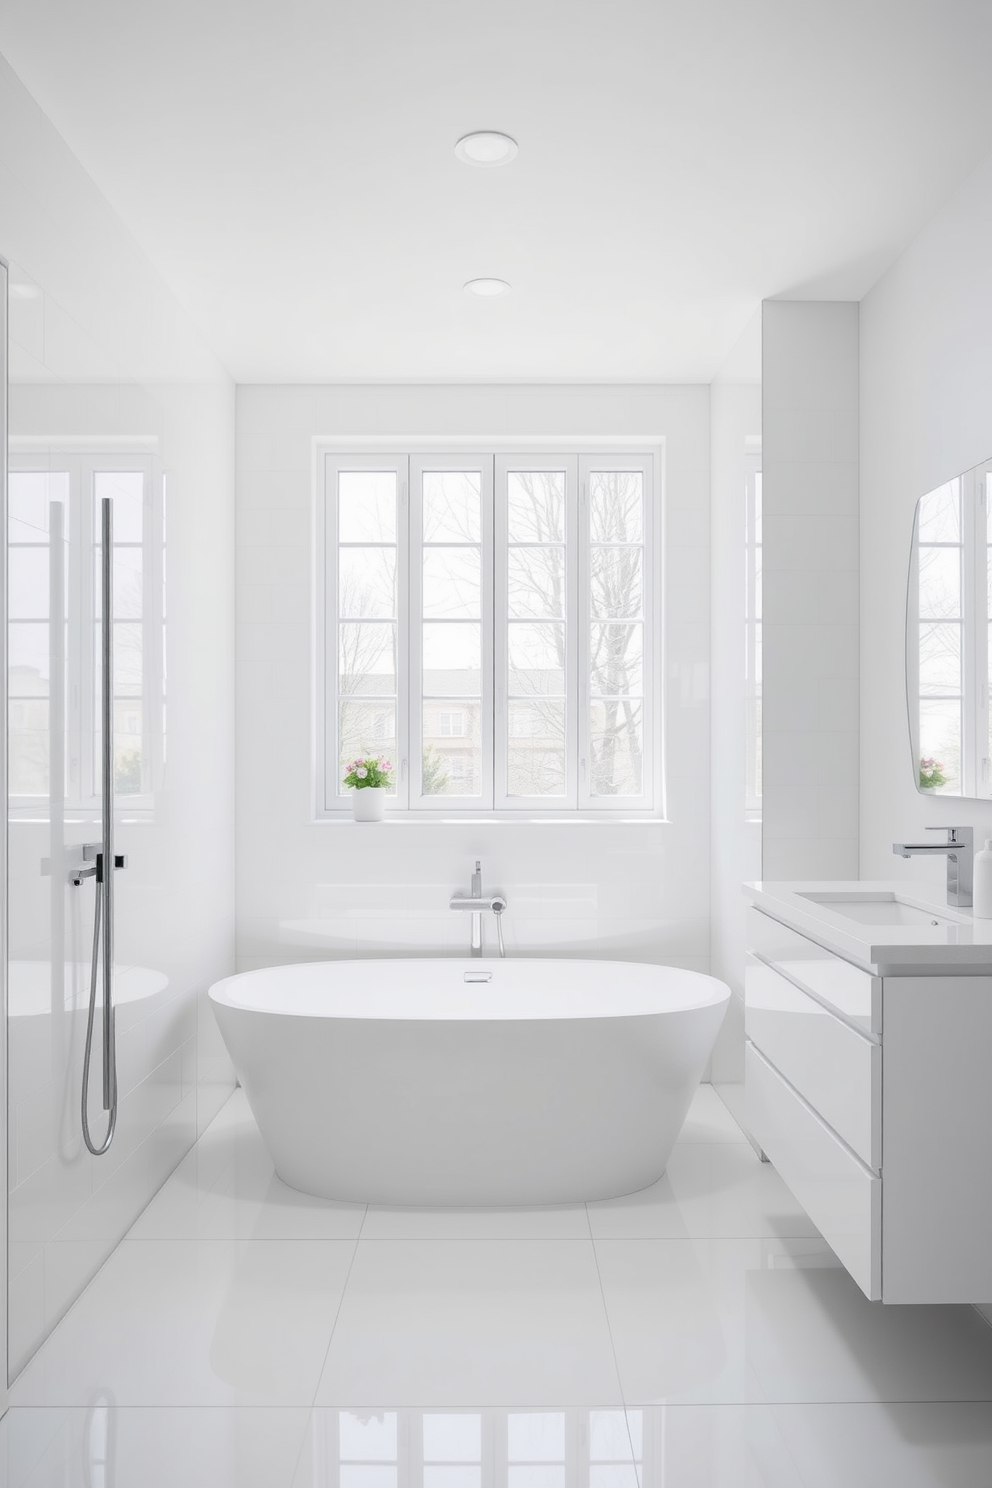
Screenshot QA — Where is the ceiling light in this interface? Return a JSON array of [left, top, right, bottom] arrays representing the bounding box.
[[9, 282, 41, 300], [455, 131, 518, 167], [463, 278, 511, 297]]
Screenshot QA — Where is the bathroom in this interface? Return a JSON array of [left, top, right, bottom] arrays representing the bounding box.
[[3, 2, 992, 1482]]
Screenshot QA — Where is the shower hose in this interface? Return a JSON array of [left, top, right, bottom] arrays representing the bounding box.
[[81, 869, 117, 1156]]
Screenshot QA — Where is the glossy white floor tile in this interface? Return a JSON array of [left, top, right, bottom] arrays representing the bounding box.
[[677, 1083, 751, 1144], [291, 1406, 642, 1487], [314, 1240, 624, 1407], [9, 1238, 357, 1406], [769, 1402, 992, 1488], [129, 1089, 366, 1240], [6, 1084, 992, 1485], [0, 1407, 311, 1488], [588, 1141, 820, 1240]]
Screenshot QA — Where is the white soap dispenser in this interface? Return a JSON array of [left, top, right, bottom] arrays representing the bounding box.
[[974, 840, 992, 918]]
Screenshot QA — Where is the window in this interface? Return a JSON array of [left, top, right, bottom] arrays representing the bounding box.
[[909, 466, 992, 797], [744, 453, 762, 816], [318, 450, 658, 814], [8, 453, 165, 810]]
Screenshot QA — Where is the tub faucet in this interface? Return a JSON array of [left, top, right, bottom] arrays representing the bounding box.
[[449, 859, 508, 957], [892, 825, 974, 907]]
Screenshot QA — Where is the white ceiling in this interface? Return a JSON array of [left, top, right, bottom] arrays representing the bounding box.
[[3, 0, 992, 383]]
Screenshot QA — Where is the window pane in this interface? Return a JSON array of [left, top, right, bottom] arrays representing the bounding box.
[[424, 1472, 479, 1488], [590, 1411, 637, 1459], [114, 622, 144, 692], [339, 471, 396, 544], [508, 623, 565, 695], [423, 548, 481, 619], [591, 699, 643, 796], [9, 623, 49, 689], [508, 1469, 563, 1488], [95, 471, 144, 542], [9, 698, 49, 795], [507, 471, 564, 543], [918, 546, 960, 619], [339, 622, 396, 694], [590, 623, 642, 696], [340, 701, 397, 791], [589, 1468, 638, 1488], [591, 547, 642, 620], [508, 547, 565, 619], [9, 472, 66, 541], [340, 1470, 397, 1488], [507, 701, 566, 796], [590, 471, 643, 544], [339, 1412, 397, 1460], [918, 481, 960, 543], [423, 622, 481, 694], [508, 1414, 565, 1461], [9, 546, 49, 619], [422, 703, 481, 795], [423, 471, 481, 543], [919, 698, 960, 793], [423, 1415, 481, 1460], [95, 546, 143, 620], [340, 548, 396, 618], [918, 622, 961, 694]]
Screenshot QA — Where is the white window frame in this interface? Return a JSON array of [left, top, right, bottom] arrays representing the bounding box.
[[316, 444, 662, 818], [909, 465, 992, 798], [7, 447, 164, 816], [744, 453, 762, 818]]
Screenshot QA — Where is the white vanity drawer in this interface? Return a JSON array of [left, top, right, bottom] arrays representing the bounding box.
[[746, 1041, 880, 1300], [746, 907, 881, 1034], [745, 956, 880, 1170]]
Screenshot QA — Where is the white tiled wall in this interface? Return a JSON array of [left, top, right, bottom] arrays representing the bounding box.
[[761, 302, 860, 881], [236, 385, 711, 973], [0, 55, 236, 1376]]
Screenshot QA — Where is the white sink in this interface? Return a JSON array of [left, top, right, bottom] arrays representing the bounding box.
[[797, 890, 960, 929]]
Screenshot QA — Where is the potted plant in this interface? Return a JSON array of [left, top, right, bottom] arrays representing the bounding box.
[[919, 756, 948, 791], [343, 756, 393, 821]]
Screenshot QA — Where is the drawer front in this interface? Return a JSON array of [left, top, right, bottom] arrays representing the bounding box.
[[747, 907, 880, 1034], [745, 956, 880, 1170], [746, 1042, 880, 1300]]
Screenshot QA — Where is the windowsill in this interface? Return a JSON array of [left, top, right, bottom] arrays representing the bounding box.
[[316, 812, 669, 825]]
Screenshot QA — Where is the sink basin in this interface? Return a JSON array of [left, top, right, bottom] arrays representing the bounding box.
[[797, 891, 960, 929]]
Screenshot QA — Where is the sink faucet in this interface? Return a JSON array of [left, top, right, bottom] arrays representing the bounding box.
[[449, 860, 508, 957], [892, 826, 974, 907]]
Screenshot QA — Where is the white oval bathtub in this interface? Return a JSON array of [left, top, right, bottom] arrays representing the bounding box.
[[208, 958, 730, 1205]]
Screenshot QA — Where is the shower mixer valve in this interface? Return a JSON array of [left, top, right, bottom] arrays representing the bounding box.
[[69, 842, 128, 887]]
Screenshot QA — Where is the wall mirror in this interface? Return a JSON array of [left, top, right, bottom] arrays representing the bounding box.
[[907, 458, 992, 797]]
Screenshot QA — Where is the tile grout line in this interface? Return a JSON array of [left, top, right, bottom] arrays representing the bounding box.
[[583, 1202, 643, 1488], [282, 1202, 371, 1485]]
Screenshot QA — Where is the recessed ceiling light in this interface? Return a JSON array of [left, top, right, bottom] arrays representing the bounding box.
[[463, 278, 511, 297], [455, 131, 518, 167], [9, 282, 40, 300]]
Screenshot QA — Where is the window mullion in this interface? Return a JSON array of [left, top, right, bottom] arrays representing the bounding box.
[[397, 467, 411, 810], [574, 464, 588, 815]]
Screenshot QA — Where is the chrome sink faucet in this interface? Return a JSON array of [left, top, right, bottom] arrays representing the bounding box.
[[892, 826, 974, 907], [449, 860, 508, 957]]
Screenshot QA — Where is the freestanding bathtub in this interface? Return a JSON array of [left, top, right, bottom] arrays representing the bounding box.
[[209, 958, 730, 1205]]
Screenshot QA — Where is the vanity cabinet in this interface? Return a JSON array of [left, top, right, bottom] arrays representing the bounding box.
[[745, 901, 992, 1303]]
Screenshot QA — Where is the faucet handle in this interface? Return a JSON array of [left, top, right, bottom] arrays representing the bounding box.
[[929, 826, 973, 845]]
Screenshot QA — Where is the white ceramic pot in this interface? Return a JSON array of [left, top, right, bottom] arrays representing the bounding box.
[[351, 787, 386, 822]]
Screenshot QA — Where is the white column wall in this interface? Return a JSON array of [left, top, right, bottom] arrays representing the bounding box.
[[761, 301, 860, 882]]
